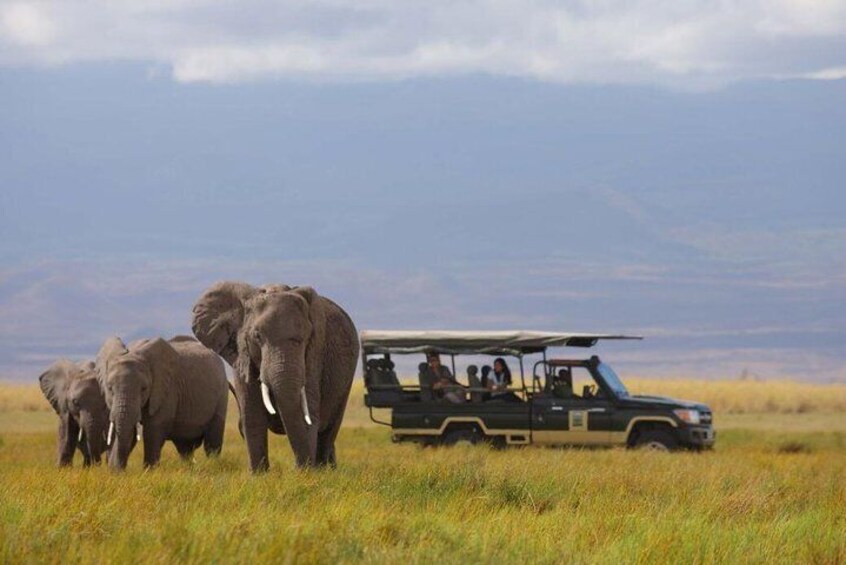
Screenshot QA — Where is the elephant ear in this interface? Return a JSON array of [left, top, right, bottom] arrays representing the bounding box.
[[38, 360, 76, 414], [192, 281, 256, 366], [135, 338, 178, 418]]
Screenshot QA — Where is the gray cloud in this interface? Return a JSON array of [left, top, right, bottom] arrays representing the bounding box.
[[1, 1, 845, 87]]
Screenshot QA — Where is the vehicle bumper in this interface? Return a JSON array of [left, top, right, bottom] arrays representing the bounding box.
[[679, 425, 716, 448]]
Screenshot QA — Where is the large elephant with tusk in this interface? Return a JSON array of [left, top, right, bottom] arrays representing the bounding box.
[[95, 335, 229, 470], [38, 359, 110, 466], [191, 282, 359, 472]]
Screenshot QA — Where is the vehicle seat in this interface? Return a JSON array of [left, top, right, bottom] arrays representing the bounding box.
[[366, 357, 400, 387], [466, 365, 483, 402], [418, 362, 434, 402], [364, 357, 403, 407]]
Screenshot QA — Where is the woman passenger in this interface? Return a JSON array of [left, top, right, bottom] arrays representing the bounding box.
[[487, 358, 521, 402]]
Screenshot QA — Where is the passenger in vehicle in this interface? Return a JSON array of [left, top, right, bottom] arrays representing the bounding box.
[[552, 368, 574, 399], [487, 358, 521, 403], [480, 365, 492, 387], [466, 365, 483, 403], [426, 352, 465, 404]]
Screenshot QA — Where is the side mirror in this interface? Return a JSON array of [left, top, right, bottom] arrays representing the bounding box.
[[582, 385, 592, 398]]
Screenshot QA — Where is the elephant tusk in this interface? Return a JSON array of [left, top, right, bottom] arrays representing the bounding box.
[[301, 387, 312, 426], [136, 423, 142, 442], [78, 429, 83, 443], [261, 383, 277, 415], [107, 422, 114, 447]]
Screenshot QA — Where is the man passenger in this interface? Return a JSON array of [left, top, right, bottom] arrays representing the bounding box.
[[426, 352, 465, 404]]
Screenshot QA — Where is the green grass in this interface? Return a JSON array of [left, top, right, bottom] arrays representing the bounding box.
[[1, 381, 845, 563]]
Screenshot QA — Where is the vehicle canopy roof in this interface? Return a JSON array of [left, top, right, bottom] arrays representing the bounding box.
[[360, 330, 642, 356]]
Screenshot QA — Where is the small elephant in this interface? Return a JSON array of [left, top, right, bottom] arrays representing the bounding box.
[[96, 335, 229, 470], [38, 359, 110, 467], [192, 282, 359, 471]]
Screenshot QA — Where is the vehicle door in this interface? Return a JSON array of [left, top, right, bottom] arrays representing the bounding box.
[[531, 366, 613, 446]]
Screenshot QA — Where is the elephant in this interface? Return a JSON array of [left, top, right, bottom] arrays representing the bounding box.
[[95, 335, 229, 470], [38, 359, 110, 467], [191, 282, 359, 472]]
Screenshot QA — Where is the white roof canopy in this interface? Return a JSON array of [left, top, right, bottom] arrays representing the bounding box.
[[360, 330, 642, 355]]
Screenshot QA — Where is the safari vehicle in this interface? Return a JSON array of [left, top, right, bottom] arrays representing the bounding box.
[[362, 331, 715, 451]]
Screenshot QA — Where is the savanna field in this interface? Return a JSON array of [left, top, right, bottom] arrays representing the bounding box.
[[1, 379, 845, 563]]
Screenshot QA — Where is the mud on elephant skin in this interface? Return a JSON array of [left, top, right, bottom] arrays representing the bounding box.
[[39, 360, 110, 467], [96, 335, 229, 471], [192, 282, 359, 472]]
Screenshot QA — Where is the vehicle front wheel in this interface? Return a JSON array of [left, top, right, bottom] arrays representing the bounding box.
[[442, 428, 480, 447], [633, 430, 678, 452]]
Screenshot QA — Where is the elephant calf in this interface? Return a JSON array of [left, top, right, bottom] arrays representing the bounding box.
[[39, 360, 110, 467], [96, 335, 229, 470]]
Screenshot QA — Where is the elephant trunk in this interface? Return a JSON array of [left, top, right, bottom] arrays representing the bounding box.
[[79, 412, 106, 464], [260, 344, 316, 467], [108, 402, 139, 470]]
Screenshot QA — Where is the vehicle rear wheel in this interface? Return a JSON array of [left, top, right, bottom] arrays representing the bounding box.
[[487, 436, 507, 450], [442, 428, 480, 447], [634, 430, 678, 451]]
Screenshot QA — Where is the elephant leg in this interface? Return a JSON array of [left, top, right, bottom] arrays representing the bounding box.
[[142, 426, 165, 469], [203, 411, 225, 457], [315, 432, 336, 468], [57, 415, 79, 467], [316, 388, 350, 468], [242, 379, 270, 473], [174, 439, 197, 461]]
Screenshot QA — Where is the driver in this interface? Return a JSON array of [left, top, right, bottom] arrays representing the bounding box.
[[552, 368, 574, 399], [426, 352, 465, 404]]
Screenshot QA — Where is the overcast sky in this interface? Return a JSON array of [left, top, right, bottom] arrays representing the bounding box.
[[1, 1, 844, 381]]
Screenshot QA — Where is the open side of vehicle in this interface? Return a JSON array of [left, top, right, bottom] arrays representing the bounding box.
[[362, 330, 715, 451]]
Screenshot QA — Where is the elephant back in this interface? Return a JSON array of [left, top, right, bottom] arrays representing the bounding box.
[[169, 335, 198, 344], [172, 338, 228, 391]]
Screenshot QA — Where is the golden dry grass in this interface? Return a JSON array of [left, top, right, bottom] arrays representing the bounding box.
[[1, 379, 845, 563], [625, 378, 846, 414], [7, 378, 846, 417]]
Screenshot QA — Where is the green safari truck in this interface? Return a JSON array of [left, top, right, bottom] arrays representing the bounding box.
[[362, 330, 715, 451]]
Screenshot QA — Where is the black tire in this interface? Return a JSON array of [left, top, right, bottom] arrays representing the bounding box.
[[633, 429, 678, 451], [442, 428, 480, 447], [487, 436, 507, 450]]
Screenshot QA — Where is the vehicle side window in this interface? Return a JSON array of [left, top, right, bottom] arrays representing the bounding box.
[[571, 368, 602, 400]]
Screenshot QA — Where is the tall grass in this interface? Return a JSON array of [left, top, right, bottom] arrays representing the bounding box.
[[1, 380, 845, 563], [625, 378, 846, 414], [4, 378, 846, 417]]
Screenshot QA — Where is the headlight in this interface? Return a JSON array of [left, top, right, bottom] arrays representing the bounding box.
[[673, 409, 700, 425]]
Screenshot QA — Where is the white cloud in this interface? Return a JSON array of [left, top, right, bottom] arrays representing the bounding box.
[[0, 3, 56, 47], [798, 66, 846, 80], [0, 0, 844, 87]]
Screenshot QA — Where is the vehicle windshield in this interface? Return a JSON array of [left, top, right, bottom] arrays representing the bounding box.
[[596, 363, 629, 398]]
